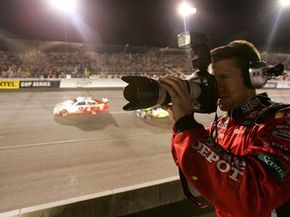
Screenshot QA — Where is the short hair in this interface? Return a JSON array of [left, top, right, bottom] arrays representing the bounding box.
[[211, 40, 261, 88]]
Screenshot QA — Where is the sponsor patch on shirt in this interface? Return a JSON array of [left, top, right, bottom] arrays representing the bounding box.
[[275, 125, 290, 130], [241, 97, 261, 114], [264, 141, 290, 152], [275, 112, 290, 120], [258, 153, 286, 182], [191, 140, 246, 182], [272, 130, 290, 141]]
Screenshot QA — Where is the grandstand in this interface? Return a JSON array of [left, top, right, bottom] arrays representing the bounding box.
[[0, 39, 290, 80]]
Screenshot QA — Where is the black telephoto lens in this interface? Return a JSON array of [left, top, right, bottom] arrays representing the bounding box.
[[122, 76, 161, 110]]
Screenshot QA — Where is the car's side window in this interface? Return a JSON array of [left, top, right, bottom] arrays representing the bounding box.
[[87, 101, 95, 105], [75, 101, 86, 111], [76, 102, 86, 106]]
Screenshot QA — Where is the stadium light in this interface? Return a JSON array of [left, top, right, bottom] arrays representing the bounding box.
[[265, 0, 289, 51], [178, 2, 196, 17], [48, 0, 79, 52], [49, 0, 77, 14], [279, 0, 290, 7], [178, 2, 196, 32]]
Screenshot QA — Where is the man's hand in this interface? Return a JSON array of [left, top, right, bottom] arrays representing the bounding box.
[[159, 76, 193, 122]]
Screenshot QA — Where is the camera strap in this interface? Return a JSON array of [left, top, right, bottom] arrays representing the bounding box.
[[178, 168, 210, 208]]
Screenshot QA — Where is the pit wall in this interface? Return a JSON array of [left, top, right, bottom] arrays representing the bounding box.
[[0, 177, 198, 217]]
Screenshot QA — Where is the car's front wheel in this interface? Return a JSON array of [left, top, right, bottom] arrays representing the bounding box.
[[60, 110, 69, 116]]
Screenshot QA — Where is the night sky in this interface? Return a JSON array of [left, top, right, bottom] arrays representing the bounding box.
[[0, 0, 289, 49]]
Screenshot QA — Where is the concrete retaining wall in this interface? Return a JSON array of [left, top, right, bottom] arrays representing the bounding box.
[[4, 179, 187, 217]]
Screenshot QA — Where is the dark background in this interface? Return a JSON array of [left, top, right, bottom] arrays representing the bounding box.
[[0, 0, 289, 49]]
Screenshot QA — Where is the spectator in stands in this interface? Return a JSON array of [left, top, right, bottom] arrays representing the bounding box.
[[160, 40, 290, 217], [59, 72, 66, 79], [47, 70, 54, 79]]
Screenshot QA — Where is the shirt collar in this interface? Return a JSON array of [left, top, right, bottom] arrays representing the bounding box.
[[229, 93, 272, 118]]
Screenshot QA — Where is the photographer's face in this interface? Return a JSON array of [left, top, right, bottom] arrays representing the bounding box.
[[212, 59, 256, 111]]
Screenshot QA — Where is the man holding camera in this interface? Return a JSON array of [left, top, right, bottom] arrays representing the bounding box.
[[160, 40, 289, 217]]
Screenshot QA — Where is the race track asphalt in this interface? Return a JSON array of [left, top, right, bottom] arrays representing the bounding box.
[[0, 88, 289, 214]]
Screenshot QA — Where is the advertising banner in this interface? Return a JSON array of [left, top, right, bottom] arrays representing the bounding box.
[[20, 80, 60, 88], [59, 79, 126, 88], [276, 81, 290, 89], [0, 80, 20, 89], [263, 82, 277, 89]]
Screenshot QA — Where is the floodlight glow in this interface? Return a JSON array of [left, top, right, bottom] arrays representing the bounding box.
[[178, 2, 196, 17], [279, 0, 290, 7], [50, 0, 77, 13]]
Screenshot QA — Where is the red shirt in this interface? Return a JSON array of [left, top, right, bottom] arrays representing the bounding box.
[[171, 93, 290, 217]]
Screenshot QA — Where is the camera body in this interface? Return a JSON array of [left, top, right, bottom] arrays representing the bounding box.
[[122, 31, 217, 114]]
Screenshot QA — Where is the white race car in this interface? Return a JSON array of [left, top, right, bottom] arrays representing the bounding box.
[[53, 97, 109, 116]]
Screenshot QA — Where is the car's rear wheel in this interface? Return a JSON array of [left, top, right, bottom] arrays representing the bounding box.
[[145, 114, 152, 119], [60, 110, 69, 116], [91, 109, 98, 115]]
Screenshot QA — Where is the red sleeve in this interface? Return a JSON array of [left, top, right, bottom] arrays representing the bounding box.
[[171, 113, 290, 217]]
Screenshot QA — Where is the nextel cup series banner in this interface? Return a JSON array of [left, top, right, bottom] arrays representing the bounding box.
[[0, 80, 20, 89], [20, 80, 60, 88]]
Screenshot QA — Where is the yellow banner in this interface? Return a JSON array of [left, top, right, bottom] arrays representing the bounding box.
[[0, 80, 20, 89]]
